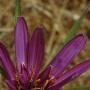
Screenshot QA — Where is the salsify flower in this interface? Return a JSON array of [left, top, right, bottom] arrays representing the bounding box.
[[0, 16, 90, 90]]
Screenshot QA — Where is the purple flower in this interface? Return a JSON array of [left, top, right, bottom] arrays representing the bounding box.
[[0, 16, 90, 90]]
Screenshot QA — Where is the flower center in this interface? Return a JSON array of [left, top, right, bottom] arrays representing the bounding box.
[[15, 74, 52, 90]]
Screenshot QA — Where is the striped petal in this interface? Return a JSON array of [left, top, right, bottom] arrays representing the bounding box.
[[28, 27, 44, 80], [15, 17, 29, 73], [48, 60, 90, 90], [0, 43, 15, 81], [49, 34, 86, 78]]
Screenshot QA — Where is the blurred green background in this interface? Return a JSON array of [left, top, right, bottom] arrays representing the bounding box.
[[0, 0, 90, 90]]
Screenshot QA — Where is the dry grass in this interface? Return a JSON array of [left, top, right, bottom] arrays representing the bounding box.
[[0, 0, 90, 90]]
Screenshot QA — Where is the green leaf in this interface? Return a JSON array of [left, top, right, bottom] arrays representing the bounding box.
[[15, 0, 21, 21]]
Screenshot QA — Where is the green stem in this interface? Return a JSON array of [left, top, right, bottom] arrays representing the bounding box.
[[15, 0, 21, 21]]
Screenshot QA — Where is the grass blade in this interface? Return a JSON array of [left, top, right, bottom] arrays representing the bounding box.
[[15, 0, 21, 21], [64, 6, 89, 44]]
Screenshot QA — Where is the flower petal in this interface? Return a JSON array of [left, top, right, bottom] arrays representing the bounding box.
[[28, 27, 44, 80], [15, 17, 29, 72], [39, 66, 51, 82], [49, 34, 86, 78], [0, 43, 15, 81], [20, 64, 29, 87], [48, 60, 90, 90], [6, 80, 17, 90]]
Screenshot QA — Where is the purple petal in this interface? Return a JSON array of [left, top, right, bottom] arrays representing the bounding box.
[[20, 64, 29, 87], [48, 60, 90, 90], [0, 43, 16, 81], [49, 34, 86, 78], [37, 67, 51, 88], [39, 66, 51, 82], [6, 80, 17, 90], [15, 17, 29, 72], [28, 27, 44, 80]]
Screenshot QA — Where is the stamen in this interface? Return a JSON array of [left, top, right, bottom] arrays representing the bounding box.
[[31, 88, 42, 90], [15, 74, 20, 85], [41, 80, 49, 90], [35, 79, 41, 83], [29, 65, 36, 81]]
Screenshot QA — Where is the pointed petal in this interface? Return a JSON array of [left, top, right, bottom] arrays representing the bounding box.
[[15, 17, 29, 72], [50, 34, 86, 78], [48, 60, 90, 90], [0, 43, 15, 81], [28, 27, 44, 80]]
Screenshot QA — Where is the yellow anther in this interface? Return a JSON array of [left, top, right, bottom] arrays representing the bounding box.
[[44, 80, 49, 87], [31, 87, 42, 90], [35, 79, 41, 83], [42, 80, 49, 90]]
